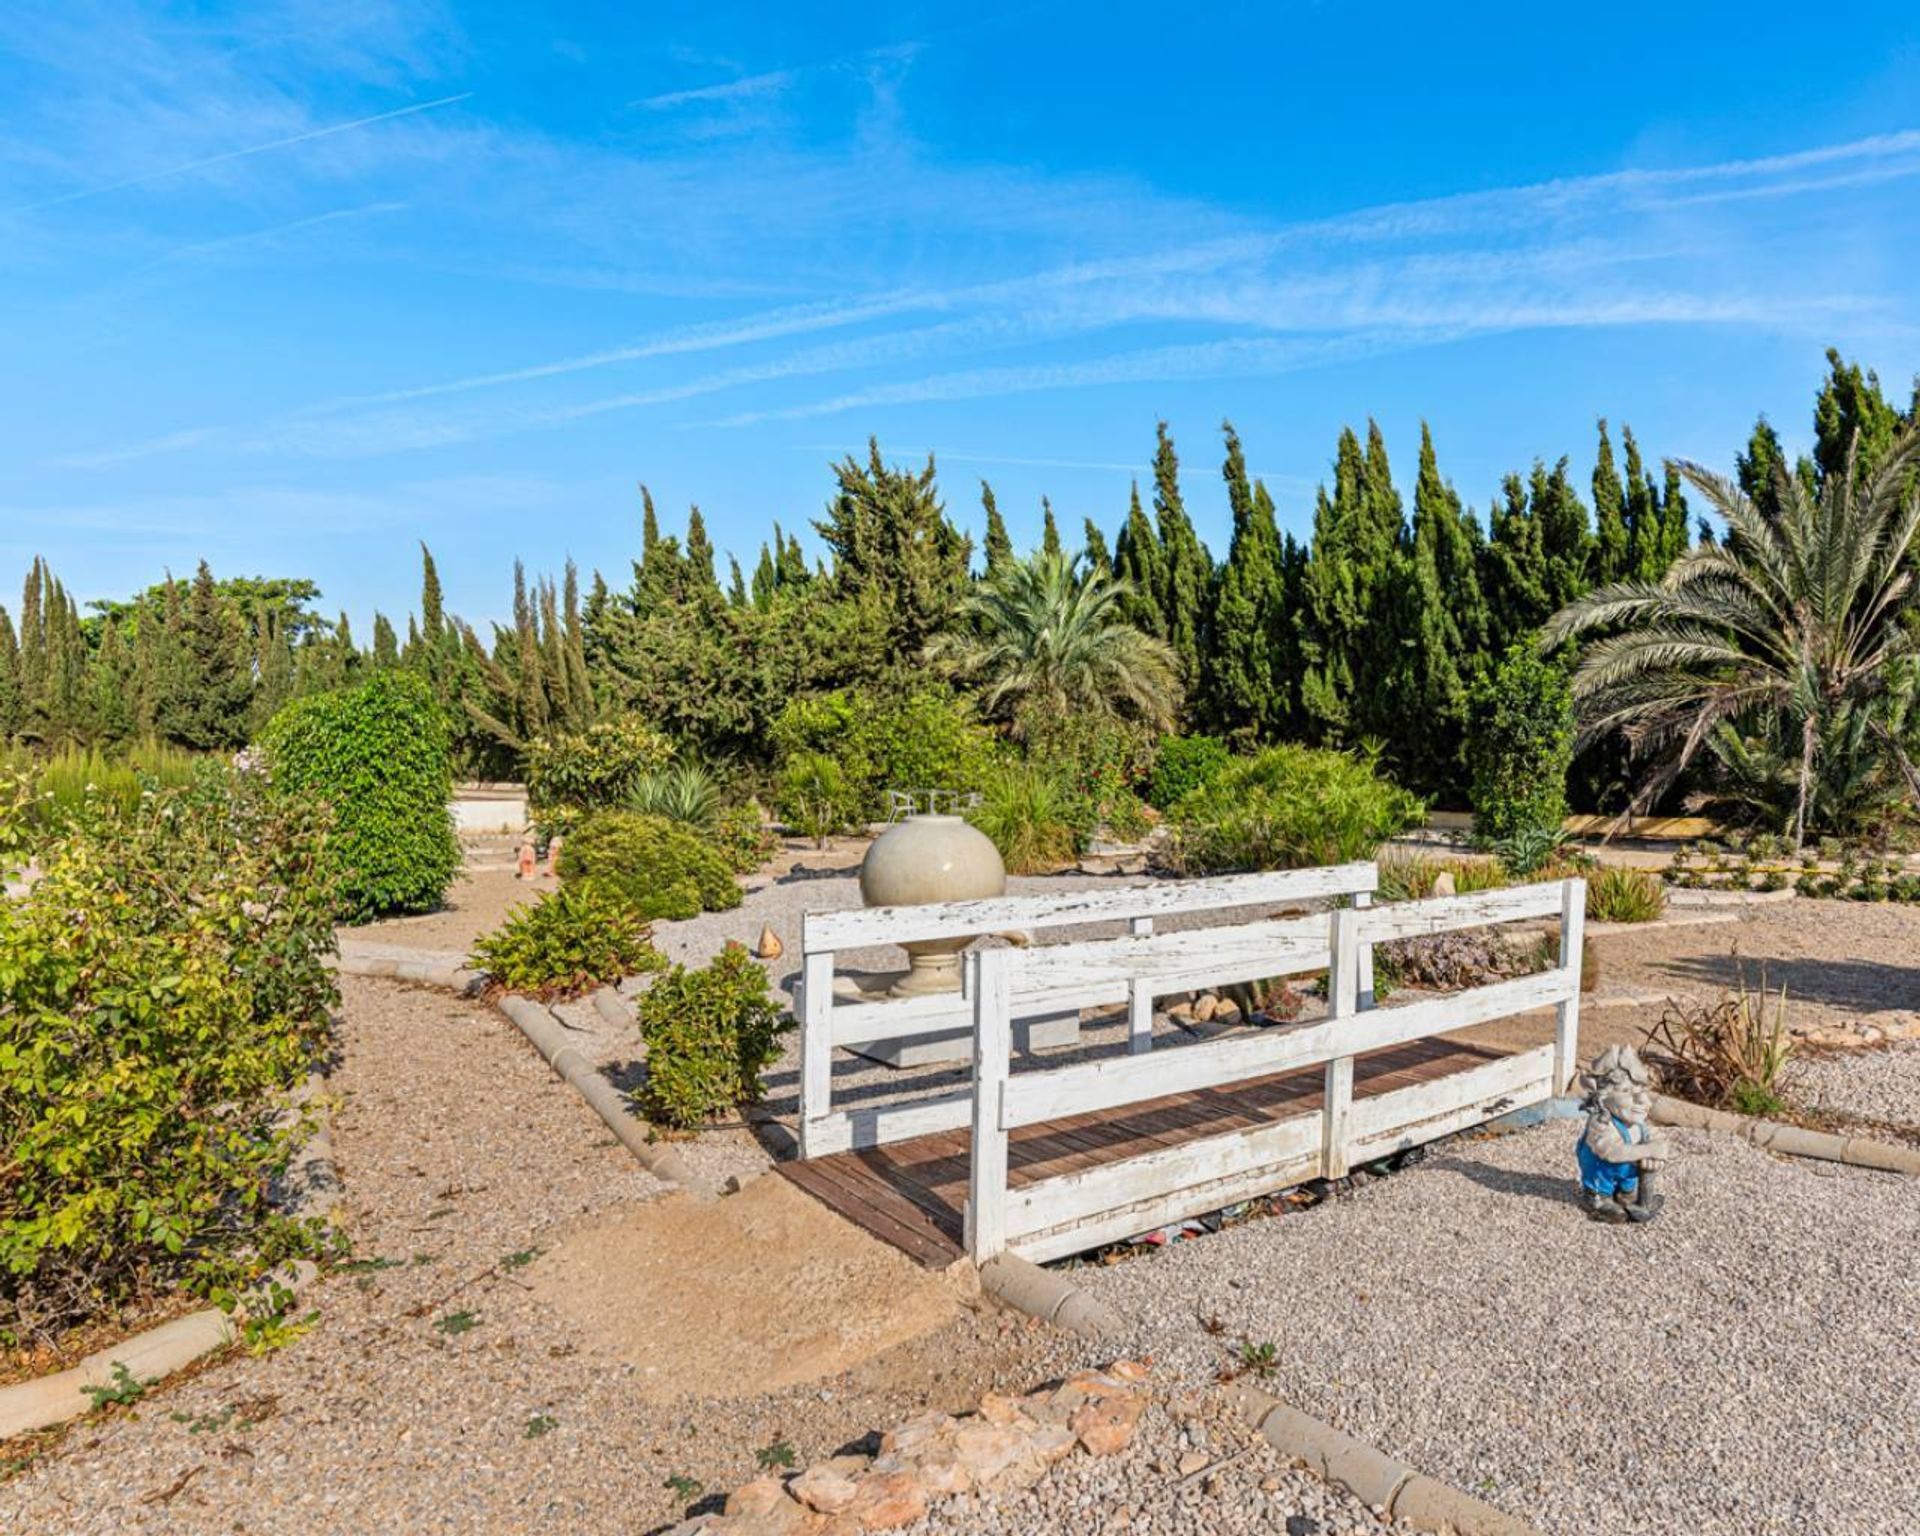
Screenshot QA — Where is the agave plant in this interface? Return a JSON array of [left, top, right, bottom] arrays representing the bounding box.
[[627, 761, 722, 827], [1544, 426, 1920, 848]]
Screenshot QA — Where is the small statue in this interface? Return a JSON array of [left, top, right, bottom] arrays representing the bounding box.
[[1576, 1045, 1670, 1224], [545, 835, 564, 878], [516, 839, 537, 880]]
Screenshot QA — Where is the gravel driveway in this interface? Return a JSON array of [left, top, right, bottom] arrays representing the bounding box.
[[1075, 1119, 1920, 1536]]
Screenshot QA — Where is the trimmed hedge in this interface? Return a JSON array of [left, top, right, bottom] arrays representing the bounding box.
[[557, 810, 742, 921], [261, 670, 460, 923]]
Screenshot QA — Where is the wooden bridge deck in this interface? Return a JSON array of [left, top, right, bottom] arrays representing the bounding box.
[[778, 1034, 1511, 1267]]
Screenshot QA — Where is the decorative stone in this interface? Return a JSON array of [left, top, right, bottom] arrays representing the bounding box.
[[756, 925, 784, 961], [725, 1477, 791, 1517], [951, 1422, 1031, 1487], [879, 1410, 958, 1457], [977, 1392, 1034, 1429], [1432, 869, 1457, 897], [1192, 993, 1219, 1022], [1178, 1450, 1210, 1477], [1070, 1389, 1147, 1456], [1027, 1423, 1078, 1466], [846, 1470, 928, 1530], [789, 1465, 860, 1515], [857, 814, 1007, 996]]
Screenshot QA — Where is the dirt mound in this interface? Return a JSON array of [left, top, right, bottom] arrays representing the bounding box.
[[529, 1173, 968, 1400]]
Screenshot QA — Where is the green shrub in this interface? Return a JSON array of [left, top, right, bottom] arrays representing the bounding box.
[[558, 810, 741, 921], [627, 762, 722, 827], [1016, 705, 1152, 842], [1490, 826, 1571, 878], [776, 752, 855, 846], [0, 740, 206, 835], [525, 718, 674, 827], [261, 670, 460, 923], [771, 687, 997, 822], [1467, 643, 1575, 846], [1172, 745, 1425, 873], [637, 949, 787, 1129], [1378, 852, 1509, 900], [1145, 734, 1230, 810], [969, 761, 1077, 874], [1586, 866, 1666, 923], [471, 884, 665, 999], [0, 769, 338, 1344], [708, 800, 779, 873]]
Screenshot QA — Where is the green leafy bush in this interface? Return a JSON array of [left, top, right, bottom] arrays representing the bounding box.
[[260, 670, 460, 922], [471, 884, 665, 999], [772, 686, 997, 822], [1585, 865, 1666, 923], [707, 800, 779, 873], [1145, 734, 1230, 810], [0, 769, 338, 1344], [1467, 644, 1575, 846], [558, 810, 741, 921], [1172, 745, 1424, 873], [969, 761, 1077, 874], [525, 717, 675, 828], [637, 948, 787, 1129]]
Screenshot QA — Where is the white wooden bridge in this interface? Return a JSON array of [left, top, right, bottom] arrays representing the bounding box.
[[778, 863, 1585, 1267]]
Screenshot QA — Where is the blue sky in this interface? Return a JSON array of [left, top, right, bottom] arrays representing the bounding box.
[[4, 1, 1919, 630]]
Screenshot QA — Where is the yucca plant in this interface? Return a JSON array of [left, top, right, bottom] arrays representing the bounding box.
[[1642, 953, 1795, 1115], [1585, 864, 1666, 923], [1545, 425, 1920, 849]]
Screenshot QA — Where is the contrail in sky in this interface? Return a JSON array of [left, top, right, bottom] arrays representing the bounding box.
[[8, 92, 472, 215]]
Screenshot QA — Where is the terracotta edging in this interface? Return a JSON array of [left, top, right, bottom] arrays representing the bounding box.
[[1223, 1380, 1536, 1535], [0, 1096, 341, 1441], [1650, 1093, 1920, 1174]]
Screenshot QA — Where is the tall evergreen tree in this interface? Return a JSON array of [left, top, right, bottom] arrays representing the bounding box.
[[1082, 518, 1113, 578], [981, 481, 1014, 577], [164, 561, 252, 749], [1149, 422, 1211, 693], [685, 507, 719, 597], [1205, 421, 1287, 740], [371, 613, 399, 668], [1735, 417, 1792, 521], [0, 607, 19, 739], [1111, 481, 1165, 639], [1400, 423, 1489, 792], [1591, 420, 1630, 583], [1040, 498, 1063, 562], [816, 439, 971, 655], [1812, 347, 1904, 485], [727, 555, 749, 608]]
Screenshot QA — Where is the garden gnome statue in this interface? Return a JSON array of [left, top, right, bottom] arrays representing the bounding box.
[[545, 835, 564, 877], [1576, 1045, 1670, 1223], [516, 838, 537, 880]]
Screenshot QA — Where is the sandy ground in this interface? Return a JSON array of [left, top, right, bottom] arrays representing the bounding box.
[[348, 862, 551, 955], [1079, 1119, 1920, 1536], [0, 977, 1059, 1536]]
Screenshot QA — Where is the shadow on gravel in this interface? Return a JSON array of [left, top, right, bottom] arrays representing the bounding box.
[[1444, 1157, 1582, 1209], [1655, 953, 1916, 1016]]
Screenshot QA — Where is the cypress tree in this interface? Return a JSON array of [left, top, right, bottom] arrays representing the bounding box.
[[1736, 417, 1790, 521], [249, 607, 294, 736], [1658, 462, 1691, 563], [776, 528, 810, 590], [1205, 421, 1286, 740], [1533, 457, 1593, 615], [1812, 347, 1903, 485], [18, 560, 46, 732], [420, 543, 445, 636], [1111, 481, 1166, 638], [685, 506, 719, 597], [170, 561, 251, 749], [511, 563, 550, 742], [0, 606, 19, 738], [1481, 472, 1550, 656], [1299, 432, 1366, 740], [372, 613, 399, 668], [815, 439, 971, 654], [727, 555, 749, 608], [751, 543, 779, 609], [1401, 424, 1489, 793], [561, 560, 594, 724], [1621, 427, 1664, 579], [1591, 420, 1630, 583], [981, 482, 1013, 576], [1082, 517, 1113, 579], [1040, 498, 1063, 562], [1150, 422, 1211, 692]]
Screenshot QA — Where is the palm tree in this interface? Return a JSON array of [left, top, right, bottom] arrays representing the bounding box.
[[931, 550, 1182, 732], [1543, 426, 1920, 848]]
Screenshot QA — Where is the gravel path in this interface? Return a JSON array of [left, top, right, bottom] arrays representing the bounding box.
[[1793, 1041, 1920, 1139], [0, 977, 1057, 1535], [1075, 1120, 1920, 1536]]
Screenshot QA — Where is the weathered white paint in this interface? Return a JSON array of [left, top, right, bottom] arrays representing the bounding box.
[[802, 862, 1377, 952], [803, 1088, 972, 1158], [1322, 906, 1361, 1180], [797, 951, 835, 1161], [1352, 881, 1563, 944], [1553, 877, 1587, 1093], [965, 948, 1013, 1261], [1346, 1045, 1555, 1161]]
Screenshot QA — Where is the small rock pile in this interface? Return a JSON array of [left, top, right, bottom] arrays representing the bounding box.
[[1790, 1013, 1920, 1050], [668, 1362, 1152, 1535]]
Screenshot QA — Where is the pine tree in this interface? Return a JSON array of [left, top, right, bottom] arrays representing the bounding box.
[[981, 482, 1014, 577], [1082, 517, 1113, 579], [1150, 422, 1211, 693], [166, 561, 252, 749], [1111, 481, 1165, 638], [1591, 420, 1630, 583], [1205, 421, 1287, 740]]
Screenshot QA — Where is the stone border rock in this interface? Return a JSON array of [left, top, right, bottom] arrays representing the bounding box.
[[493, 994, 714, 1196], [333, 951, 482, 991], [0, 1090, 342, 1441], [1224, 1380, 1536, 1536], [1650, 1092, 1920, 1174]]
